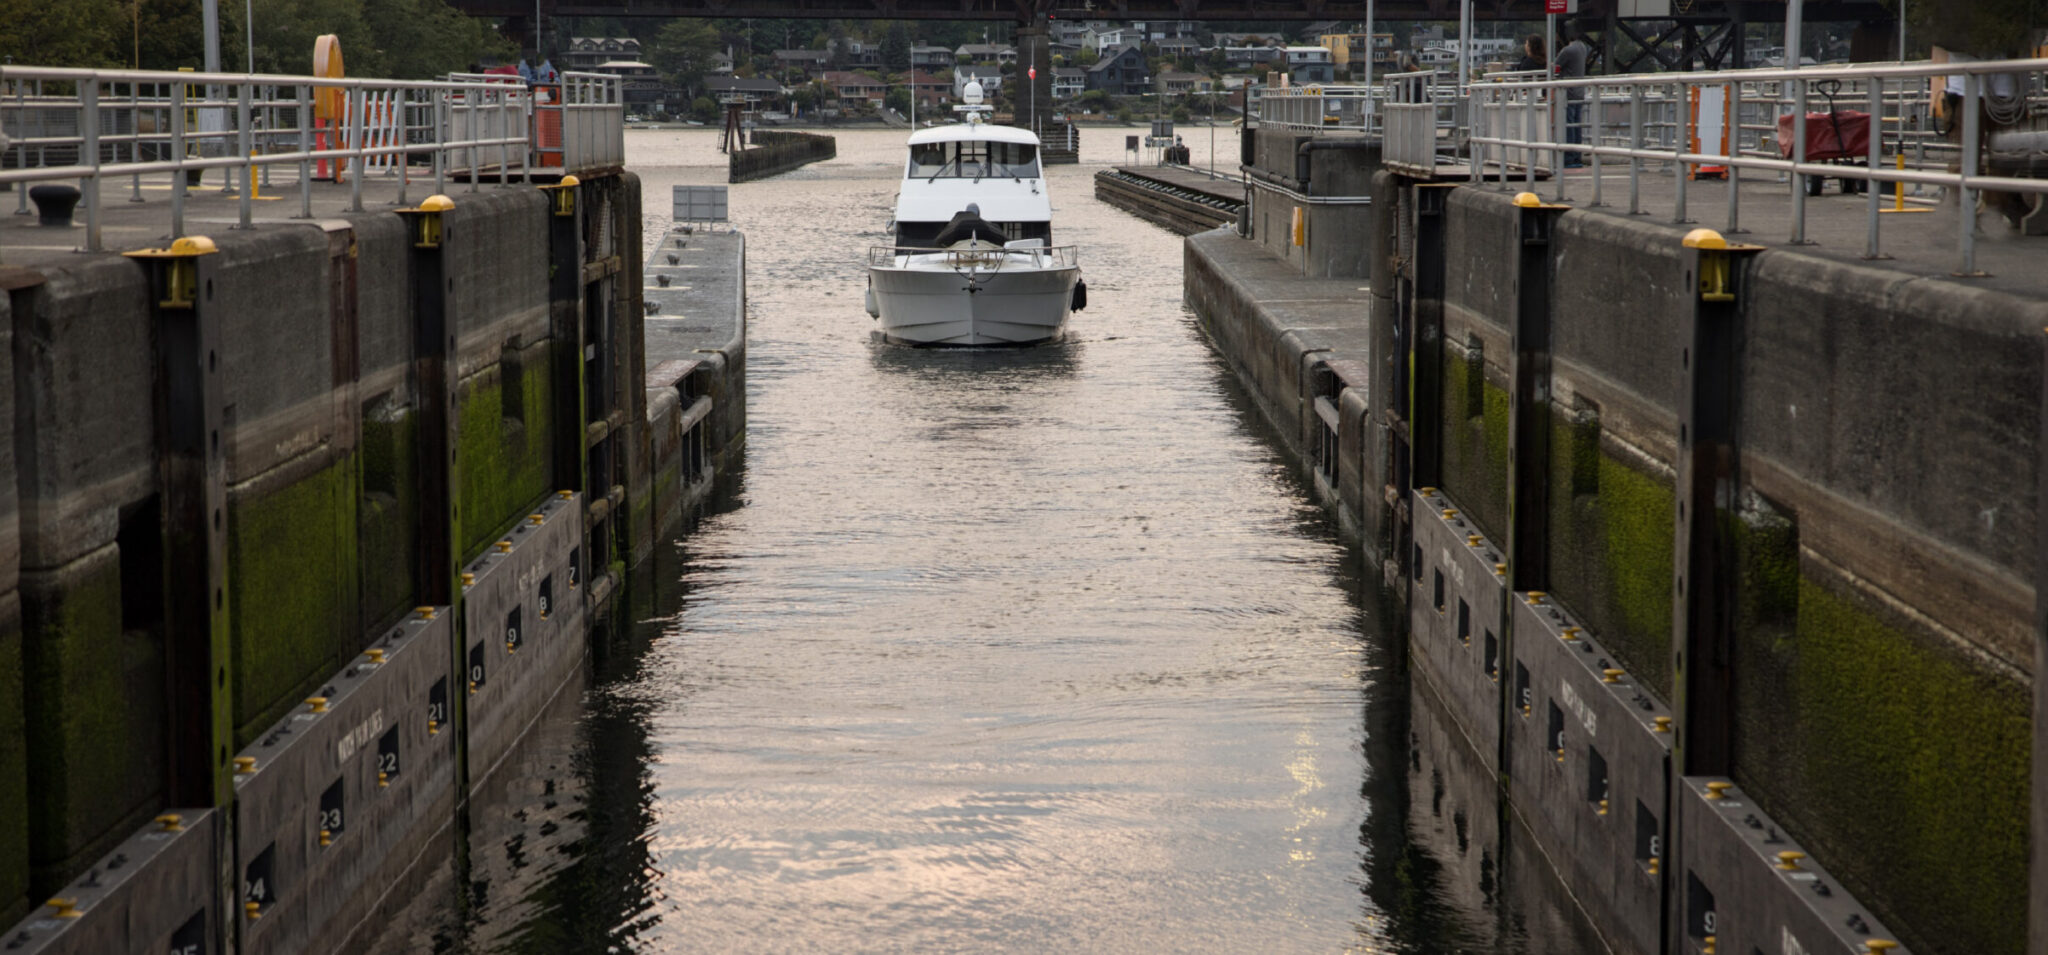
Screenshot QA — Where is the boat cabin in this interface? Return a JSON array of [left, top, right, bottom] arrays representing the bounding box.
[[892, 124, 1055, 249]]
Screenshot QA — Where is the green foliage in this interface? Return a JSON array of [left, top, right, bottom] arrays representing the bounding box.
[[691, 96, 717, 122], [647, 18, 723, 95], [881, 20, 911, 72], [0, 0, 510, 77], [1074, 47, 1099, 67], [1170, 105, 1191, 123], [884, 87, 910, 113]]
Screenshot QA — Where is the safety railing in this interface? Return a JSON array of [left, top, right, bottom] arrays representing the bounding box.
[[868, 244, 1080, 270], [1257, 84, 1382, 134], [1463, 57, 2048, 275], [1382, 70, 1443, 175], [0, 64, 624, 251]]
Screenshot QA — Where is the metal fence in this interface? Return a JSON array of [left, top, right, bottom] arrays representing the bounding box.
[[1460, 57, 2048, 275], [0, 64, 624, 251], [1257, 84, 1382, 134], [1381, 70, 1443, 175]]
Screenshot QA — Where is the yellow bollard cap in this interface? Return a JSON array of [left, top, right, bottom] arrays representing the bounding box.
[[1654, 716, 1672, 733], [1602, 668, 1625, 683], [1866, 942, 1900, 953], [1513, 191, 1542, 208], [1682, 227, 1728, 250], [235, 756, 259, 774], [558, 174, 580, 188], [418, 194, 455, 213], [169, 235, 219, 256], [1704, 780, 1734, 800], [47, 898, 81, 918], [1776, 850, 1807, 871], [155, 813, 184, 832]]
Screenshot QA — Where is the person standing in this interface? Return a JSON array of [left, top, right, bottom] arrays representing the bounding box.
[[1553, 27, 1590, 167], [1514, 34, 1547, 74]]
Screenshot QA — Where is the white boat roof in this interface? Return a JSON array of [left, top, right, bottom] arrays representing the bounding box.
[[906, 123, 1041, 147]]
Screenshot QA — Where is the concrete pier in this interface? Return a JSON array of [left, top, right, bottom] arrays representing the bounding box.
[[729, 131, 836, 183], [1093, 165, 1244, 236], [0, 171, 745, 953], [1185, 137, 2048, 955]]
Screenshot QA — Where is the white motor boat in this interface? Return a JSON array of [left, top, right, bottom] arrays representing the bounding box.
[[865, 82, 1085, 347]]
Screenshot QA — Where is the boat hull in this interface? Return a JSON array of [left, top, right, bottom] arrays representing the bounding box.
[[869, 259, 1078, 347]]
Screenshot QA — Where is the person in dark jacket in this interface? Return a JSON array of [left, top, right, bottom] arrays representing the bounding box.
[[1513, 34, 1547, 74]]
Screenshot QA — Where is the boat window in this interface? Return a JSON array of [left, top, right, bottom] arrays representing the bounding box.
[[907, 140, 1040, 179]]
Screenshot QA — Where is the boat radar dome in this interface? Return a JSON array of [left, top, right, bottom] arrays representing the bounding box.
[[962, 80, 985, 105]]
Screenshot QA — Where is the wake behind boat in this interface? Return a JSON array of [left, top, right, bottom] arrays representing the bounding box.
[[865, 82, 1085, 347]]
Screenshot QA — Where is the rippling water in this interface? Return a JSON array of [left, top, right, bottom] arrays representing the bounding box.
[[372, 126, 1598, 954]]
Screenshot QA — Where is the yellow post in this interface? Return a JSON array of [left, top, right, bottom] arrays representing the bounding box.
[[1881, 153, 1932, 214]]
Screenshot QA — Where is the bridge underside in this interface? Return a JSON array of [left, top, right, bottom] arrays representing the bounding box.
[[457, 0, 1891, 23]]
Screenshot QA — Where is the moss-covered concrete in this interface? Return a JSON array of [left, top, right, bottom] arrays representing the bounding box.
[[1545, 413, 1676, 697], [228, 458, 362, 743], [20, 549, 166, 894], [1438, 345, 1510, 543], [359, 408, 419, 630], [0, 599, 28, 924], [456, 350, 556, 561], [1733, 573, 2029, 955]]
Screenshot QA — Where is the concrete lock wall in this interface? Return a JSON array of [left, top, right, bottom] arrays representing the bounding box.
[[1185, 164, 2036, 953], [3, 170, 750, 954], [1242, 129, 1380, 279]]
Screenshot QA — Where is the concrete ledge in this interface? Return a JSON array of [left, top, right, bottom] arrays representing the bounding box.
[[1410, 487, 1510, 773], [6, 809, 217, 955], [1679, 777, 1912, 955]]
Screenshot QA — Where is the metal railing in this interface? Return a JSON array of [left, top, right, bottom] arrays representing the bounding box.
[[0, 64, 624, 251], [1383, 70, 1455, 174], [1257, 84, 1382, 134], [868, 244, 1080, 270], [1459, 57, 2048, 275]]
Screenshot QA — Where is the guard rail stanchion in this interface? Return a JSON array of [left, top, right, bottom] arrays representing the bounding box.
[[1958, 74, 1985, 276], [1629, 85, 1644, 215], [297, 85, 313, 219], [1673, 80, 1691, 224]]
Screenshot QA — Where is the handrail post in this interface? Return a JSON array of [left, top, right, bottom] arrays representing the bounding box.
[[1791, 76, 1808, 243], [171, 80, 187, 237], [237, 81, 253, 229], [80, 76, 101, 251], [1591, 84, 1605, 207], [1629, 84, 1643, 214], [350, 87, 367, 212], [1958, 72, 1982, 276], [1725, 81, 1741, 233], [467, 91, 480, 193], [297, 84, 312, 219], [13, 82, 29, 216], [435, 91, 447, 197], [1865, 75, 1884, 259], [130, 83, 146, 203], [1553, 80, 1568, 203], [1674, 79, 1690, 223]]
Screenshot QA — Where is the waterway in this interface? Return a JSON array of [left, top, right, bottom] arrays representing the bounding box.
[[372, 127, 1598, 954]]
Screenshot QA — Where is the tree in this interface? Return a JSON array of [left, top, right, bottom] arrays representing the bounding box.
[[1074, 47, 1099, 67], [826, 20, 851, 69], [882, 21, 912, 72], [885, 86, 910, 113], [648, 18, 723, 96]]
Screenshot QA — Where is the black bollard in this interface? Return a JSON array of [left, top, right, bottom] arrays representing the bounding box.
[[28, 184, 81, 227]]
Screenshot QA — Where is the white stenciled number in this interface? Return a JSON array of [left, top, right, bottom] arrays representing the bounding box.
[[470, 664, 484, 683], [1520, 687, 1532, 708], [320, 807, 343, 831], [379, 751, 398, 773], [428, 701, 446, 722], [1701, 910, 1716, 934], [1648, 835, 1661, 858], [539, 594, 550, 615], [507, 626, 519, 644], [244, 877, 266, 902]]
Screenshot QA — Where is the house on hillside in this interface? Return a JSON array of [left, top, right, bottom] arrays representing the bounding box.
[[1282, 46, 1337, 84], [1050, 20, 1092, 46], [773, 49, 830, 75], [904, 70, 951, 109], [1085, 44, 1151, 95], [703, 75, 784, 113], [1052, 67, 1084, 100], [911, 45, 955, 69], [954, 43, 1017, 64], [1222, 45, 1284, 70], [1155, 71, 1211, 95], [954, 65, 1004, 99], [1155, 38, 1201, 59], [1087, 26, 1145, 52], [566, 37, 641, 72], [818, 71, 886, 105]]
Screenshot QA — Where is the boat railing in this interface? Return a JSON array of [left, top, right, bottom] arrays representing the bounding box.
[[868, 244, 1080, 269]]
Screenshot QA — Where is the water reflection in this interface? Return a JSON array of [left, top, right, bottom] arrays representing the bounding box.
[[368, 128, 1601, 955]]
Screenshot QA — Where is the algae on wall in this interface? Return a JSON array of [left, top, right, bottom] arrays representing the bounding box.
[[457, 345, 557, 561], [1438, 341, 1510, 545], [1544, 410, 1675, 697], [1734, 569, 2029, 955], [359, 400, 420, 631], [19, 548, 166, 892], [227, 457, 362, 743]]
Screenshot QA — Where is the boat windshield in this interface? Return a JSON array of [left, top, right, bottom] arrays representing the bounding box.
[[908, 140, 1040, 179]]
